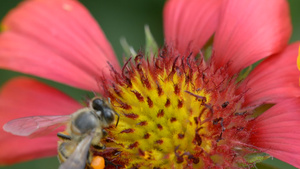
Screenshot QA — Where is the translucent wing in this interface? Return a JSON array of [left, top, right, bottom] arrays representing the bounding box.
[[3, 115, 71, 137], [58, 134, 93, 169]]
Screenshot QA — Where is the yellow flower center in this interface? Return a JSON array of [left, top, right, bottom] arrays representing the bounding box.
[[99, 48, 263, 168]]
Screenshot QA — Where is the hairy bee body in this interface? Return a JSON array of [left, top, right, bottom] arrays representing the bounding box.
[[66, 108, 105, 148], [3, 97, 119, 169], [58, 139, 77, 163]]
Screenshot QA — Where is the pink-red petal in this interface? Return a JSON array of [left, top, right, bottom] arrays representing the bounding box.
[[247, 98, 300, 168], [213, 0, 292, 75], [0, 77, 82, 164], [242, 42, 300, 107], [0, 0, 120, 92], [163, 0, 222, 55]]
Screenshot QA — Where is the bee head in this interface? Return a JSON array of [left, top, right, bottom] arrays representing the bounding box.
[[91, 97, 118, 127]]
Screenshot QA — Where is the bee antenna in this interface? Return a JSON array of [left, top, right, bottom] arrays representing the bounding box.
[[91, 90, 98, 97], [115, 111, 120, 127], [82, 94, 91, 106]]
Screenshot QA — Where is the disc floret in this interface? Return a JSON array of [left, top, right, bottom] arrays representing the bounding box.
[[101, 47, 261, 168]]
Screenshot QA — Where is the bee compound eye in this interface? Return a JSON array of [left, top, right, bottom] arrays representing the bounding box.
[[92, 98, 105, 111], [103, 108, 115, 125]]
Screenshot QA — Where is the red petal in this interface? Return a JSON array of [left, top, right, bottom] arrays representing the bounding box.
[[242, 42, 300, 107], [163, 0, 222, 55], [0, 0, 120, 92], [0, 77, 82, 164], [247, 98, 300, 168], [213, 0, 291, 75]]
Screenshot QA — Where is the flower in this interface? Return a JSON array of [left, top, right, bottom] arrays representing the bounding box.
[[0, 0, 300, 168]]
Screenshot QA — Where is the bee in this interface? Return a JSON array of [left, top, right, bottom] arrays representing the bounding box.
[[3, 97, 119, 169]]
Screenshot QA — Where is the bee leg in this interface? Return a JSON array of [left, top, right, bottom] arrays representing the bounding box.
[[93, 144, 106, 150], [104, 158, 123, 169], [114, 111, 120, 127], [57, 132, 72, 140], [102, 129, 108, 137]]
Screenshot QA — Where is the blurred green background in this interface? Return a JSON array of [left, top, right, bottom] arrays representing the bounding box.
[[0, 0, 299, 168]]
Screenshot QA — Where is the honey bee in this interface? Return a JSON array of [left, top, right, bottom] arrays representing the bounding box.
[[3, 97, 119, 169]]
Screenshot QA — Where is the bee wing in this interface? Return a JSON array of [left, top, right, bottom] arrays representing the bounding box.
[[58, 134, 93, 169], [3, 115, 71, 137]]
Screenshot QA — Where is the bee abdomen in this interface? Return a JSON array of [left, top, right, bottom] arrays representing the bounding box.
[[58, 141, 77, 163]]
